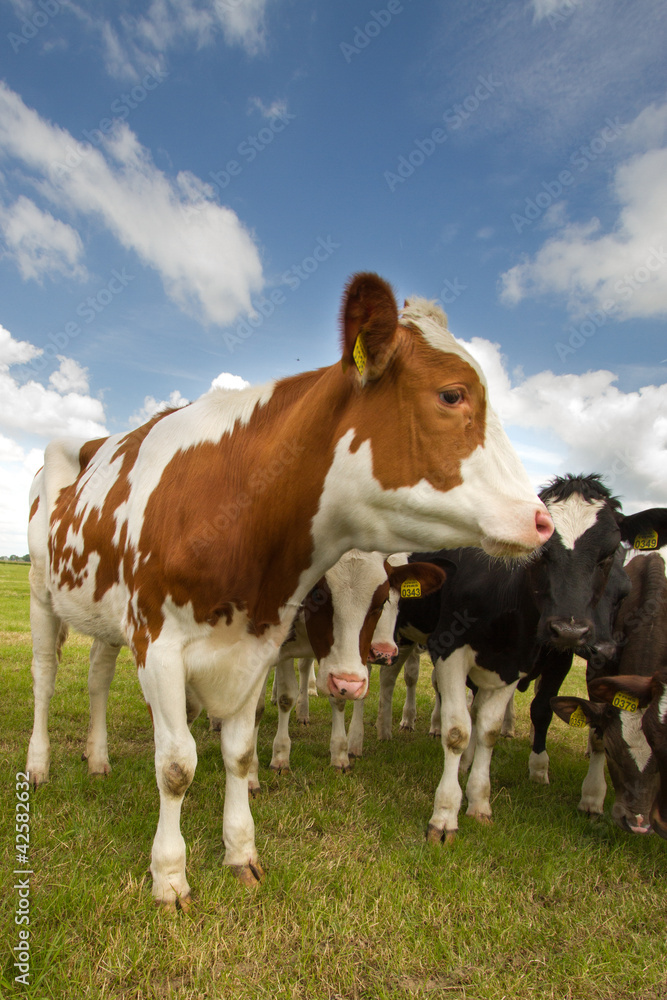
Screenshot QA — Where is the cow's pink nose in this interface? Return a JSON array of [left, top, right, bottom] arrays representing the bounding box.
[[328, 675, 367, 700], [369, 642, 398, 665], [536, 508, 554, 543]]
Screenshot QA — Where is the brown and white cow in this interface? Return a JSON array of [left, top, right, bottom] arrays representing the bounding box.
[[552, 552, 667, 834], [27, 273, 552, 908], [268, 551, 446, 773]]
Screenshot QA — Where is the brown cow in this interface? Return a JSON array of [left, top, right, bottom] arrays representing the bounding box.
[[27, 273, 552, 908]]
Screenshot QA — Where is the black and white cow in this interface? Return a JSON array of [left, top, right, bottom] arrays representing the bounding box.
[[388, 475, 667, 842], [552, 551, 667, 834]]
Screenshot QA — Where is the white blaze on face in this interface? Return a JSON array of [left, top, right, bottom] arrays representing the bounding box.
[[547, 495, 605, 550], [620, 710, 653, 772]]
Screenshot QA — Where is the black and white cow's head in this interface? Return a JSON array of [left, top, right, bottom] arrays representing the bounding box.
[[551, 687, 660, 834], [528, 475, 667, 653]]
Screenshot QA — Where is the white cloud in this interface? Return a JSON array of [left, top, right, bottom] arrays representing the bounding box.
[[530, 0, 585, 21], [464, 337, 667, 511], [129, 389, 190, 428], [0, 196, 87, 283], [67, 0, 268, 80], [0, 324, 109, 555], [129, 372, 249, 427], [0, 82, 264, 326], [500, 100, 667, 319], [210, 371, 250, 391], [48, 357, 90, 394], [0, 323, 41, 370]]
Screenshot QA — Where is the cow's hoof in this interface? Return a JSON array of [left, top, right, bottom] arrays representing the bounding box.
[[426, 824, 456, 845], [333, 762, 353, 774], [399, 722, 415, 733], [471, 813, 493, 826], [232, 862, 265, 887], [155, 892, 192, 913], [297, 719, 310, 726], [269, 763, 289, 775], [248, 782, 261, 799]]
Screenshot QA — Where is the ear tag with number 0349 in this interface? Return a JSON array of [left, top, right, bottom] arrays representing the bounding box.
[[612, 691, 639, 712], [401, 579, 422, 599], [353, 335, 367, 376], [569, 706, 588, 728], [634, 530, 658, 550]]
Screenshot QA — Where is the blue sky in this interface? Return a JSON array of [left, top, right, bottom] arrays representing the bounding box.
[[1, 0, 666, 554]]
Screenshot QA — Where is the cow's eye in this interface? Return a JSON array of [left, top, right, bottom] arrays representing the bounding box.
[[439, 388, 464, 406]]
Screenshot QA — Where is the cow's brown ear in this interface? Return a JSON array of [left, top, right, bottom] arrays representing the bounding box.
[[387, 561, 448, 598], [588, 675, 655, 709], [550, 696, 612, 729], [340, 273, 399, 385]]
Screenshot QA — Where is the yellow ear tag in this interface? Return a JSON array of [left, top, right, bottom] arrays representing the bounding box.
[[400, 579, 422, 599], [612, 691, 639, 712], [634, 531, 658, 550], [569, 706, 588, 728], [352, 335, 367, 376]]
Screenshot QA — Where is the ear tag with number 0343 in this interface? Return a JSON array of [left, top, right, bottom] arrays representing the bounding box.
[[634, 530, 658, 550], [612, 691, 639, 712], [401, 579, 422, 599], [353, 335, 367, 376], [569, 706, 588, 728]]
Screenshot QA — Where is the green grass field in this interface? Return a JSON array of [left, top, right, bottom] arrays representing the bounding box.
[[1, 561, 666, 999]]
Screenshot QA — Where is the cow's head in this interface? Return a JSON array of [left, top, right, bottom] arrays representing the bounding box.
[[332, 274, 553, 560], [303, 550, 446, 701], [527, 476, 667, 652], [583, 673, 667, 839], [552, 677, 662, 835]]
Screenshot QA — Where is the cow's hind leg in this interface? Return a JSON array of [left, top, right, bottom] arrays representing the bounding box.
[[377, 644, 412, 740], [218, 673, 269, 886], [140, 645, 197, 909], [427, 648, 471, 844], [84, 639, 121, 776], [26, 588, 67, 786], [465, 678, 519, 823]]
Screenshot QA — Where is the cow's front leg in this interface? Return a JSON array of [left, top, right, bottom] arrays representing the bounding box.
[[529, 649, 572, 784], [140, 646, 197, 910], [270, 658, 298, 772], [427, 648, 470, 843], [296, 657, 316, 723], [248, 672, 269, 796], [347, 664, 369, 758], [84, 639, 121, 776], [219, 679, 268, 886], [465, 678, 519, 823], [377, 645, 411, 740], [578, 728, 607, 814], [400, 646, 421, 732], [329, 696, 351, 771]]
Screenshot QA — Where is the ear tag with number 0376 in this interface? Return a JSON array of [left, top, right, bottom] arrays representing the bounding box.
[[633, 531, 658, 550], [612, 691, 639, 712], [401, 579, 422, 599], [569, 705, 588, 728], [353, 335, 367, 376]]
